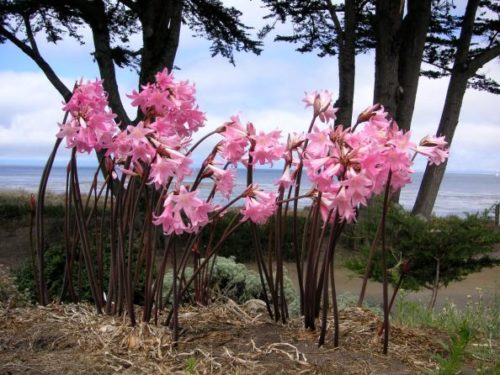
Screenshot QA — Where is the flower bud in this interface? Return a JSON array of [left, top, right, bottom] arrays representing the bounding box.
[[356, 103, 381, 124], [313, 94, 322, 116]]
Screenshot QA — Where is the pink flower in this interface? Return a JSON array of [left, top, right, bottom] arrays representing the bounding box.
[[304, 155, 342, 193], [207, 164, 236, 199], [127, 68, 205, 139], [240, 189, 277, 224], [153, 186, 213, 235], [130, 141, 156, 164], [57, 80, 118, 153], [220, 116, 249, 163], [331, 188, 357, 223], [341, 168, 373, 207], [154, 69, 175, 90], [307, 126, 332, 158], [415, 135, 449, 165], [303, 90, 337, 122], [127, 122, 154, 146], [275, 167, 294, 189], [148, 157, 179, 189], [171, 152, 193, 184], [250, 130, 285, 166]]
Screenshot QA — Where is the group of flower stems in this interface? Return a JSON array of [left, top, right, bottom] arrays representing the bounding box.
[[32, 73, 447, 354]]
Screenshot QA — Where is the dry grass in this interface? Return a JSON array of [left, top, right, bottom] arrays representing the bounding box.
[[0, 297, 447, 375]]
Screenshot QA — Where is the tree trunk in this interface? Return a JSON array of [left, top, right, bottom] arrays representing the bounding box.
[[373, 0, 403, 116], [139, 0, 183, 87], [412, 0, 480, 218], [428, 257, 440, 309], [395, 0, 432, 132], [334, 0, 356, 128], [85, 0, 131, 125]]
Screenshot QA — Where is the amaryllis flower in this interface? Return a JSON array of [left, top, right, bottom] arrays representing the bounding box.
[[127, 122, 154, 145], [330, 188, 357, 223], [148, 157, 180, 189], [220, 115, 249, 163], [306, 126, 333, 158], [275, 167, 294, 189], [250, 130, 285, 165], [303, 90, 337, 122], [240, 189, 277, 224], [127, 68, 205, 139], [207, 164, 236, 199], [341, 168, 373, 207], [414, 135, 449, 165], [57, 80, 118, 153], [153, 186, 213, 235]]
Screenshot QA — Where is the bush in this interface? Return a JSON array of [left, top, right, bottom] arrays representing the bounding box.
[[197, 211, 307, 262], [345, 199, 500, 292], [163, 255, 299, 315], [14, 239, 147, 304], [15, 244, 67, 303], [0, 191, 65, 220], [0, 264, 30, 308]]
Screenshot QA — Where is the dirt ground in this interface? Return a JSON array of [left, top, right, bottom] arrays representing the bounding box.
[[0, 298, 449, 375]]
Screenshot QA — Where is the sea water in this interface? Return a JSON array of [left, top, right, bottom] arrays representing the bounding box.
[[0, 165, 498, 217]]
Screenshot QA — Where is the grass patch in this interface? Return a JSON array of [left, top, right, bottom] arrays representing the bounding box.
[[392, 290, 499, 374], [0, 190, 65, 220]]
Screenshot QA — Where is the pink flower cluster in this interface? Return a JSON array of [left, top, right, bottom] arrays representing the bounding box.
[[152, 186, 213, 235], [56, 76, 448, 233], [57, 80, 118, 153], [128, 70, 205, 138], [219, 115, 286, 168], [302, 102, 448, 223], [241, 188, 277, 224]]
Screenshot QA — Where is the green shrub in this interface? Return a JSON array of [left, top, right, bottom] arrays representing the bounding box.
[[15, 244, 66, 303], [0, 191, 65, 220], [345, 199, 500, 292], [0, 264, 30, 308], [197, 211, 307, 262], [163, 255, 299, 314], [14, 239, 147, 304]]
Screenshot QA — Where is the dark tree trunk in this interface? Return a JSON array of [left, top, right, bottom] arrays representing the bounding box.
[[412, 0, 480, 217], [395, 0, 432, 132], [82, 0, 131, 125], [334, 0, 356, 128], [411, 74, 469, 217], [373, 0, 403, 116], [374, 0, 432, 129], [138, 0, 183, 87]]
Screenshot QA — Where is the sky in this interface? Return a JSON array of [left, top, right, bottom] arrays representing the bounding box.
[[0, 1, 499, 173]]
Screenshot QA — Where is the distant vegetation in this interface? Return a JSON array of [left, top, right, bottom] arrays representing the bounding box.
[[344, 198, 500, 308]]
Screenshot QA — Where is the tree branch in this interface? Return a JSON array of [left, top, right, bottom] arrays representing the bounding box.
[[81, 0, 131, 126], [0, 25, 72, 101], [467, 43, 500, 75], [324, 0, 344, 41], [22, 14, 39, 54]]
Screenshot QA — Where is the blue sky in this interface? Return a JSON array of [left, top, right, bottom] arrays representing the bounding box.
[[0, 0, 499, 173]]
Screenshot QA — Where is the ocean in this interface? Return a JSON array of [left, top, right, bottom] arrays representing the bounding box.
[[0, 165, 499, 217]]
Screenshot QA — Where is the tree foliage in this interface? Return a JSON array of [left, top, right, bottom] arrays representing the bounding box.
[[0, 0, 262, 123], [422, 0, 500, 94], [260, 0, 374, 57]]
